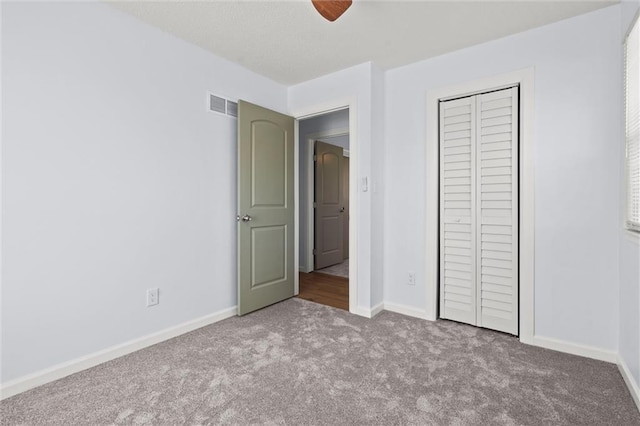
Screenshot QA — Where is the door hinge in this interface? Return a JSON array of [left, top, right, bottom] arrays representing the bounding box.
[[313, 155, 317, 162], [313, 202, 317, 208], [313, 249, 317, 255]]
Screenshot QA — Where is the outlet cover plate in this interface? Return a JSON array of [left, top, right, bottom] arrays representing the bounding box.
[[147, 288, 159, 307]]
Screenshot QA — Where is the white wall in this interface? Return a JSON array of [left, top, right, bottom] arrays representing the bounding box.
[[384, 5, 623, 351], [619, 0, 640, 395], [1, 2, 287, 383], [289, 63, 375, 312], [298, 110, 349, 271]]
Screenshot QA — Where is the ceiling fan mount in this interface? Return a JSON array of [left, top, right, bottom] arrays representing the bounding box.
[[311, 0, 352, 22]]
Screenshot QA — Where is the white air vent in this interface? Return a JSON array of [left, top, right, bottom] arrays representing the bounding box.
[[209, 94, 226, 114], [208, 92, 238, 119], [226, 100, 238, 117]]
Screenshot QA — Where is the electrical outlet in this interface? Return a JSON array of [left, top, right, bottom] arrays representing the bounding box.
[[408, 272, 416, 286], [146, 288, 159, 307]]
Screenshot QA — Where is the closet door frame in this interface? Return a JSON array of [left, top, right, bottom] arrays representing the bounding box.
[[425, 68, 535, 345]]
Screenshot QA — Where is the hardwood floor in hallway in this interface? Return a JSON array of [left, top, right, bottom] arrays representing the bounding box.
[[297, 272, 348, 311]]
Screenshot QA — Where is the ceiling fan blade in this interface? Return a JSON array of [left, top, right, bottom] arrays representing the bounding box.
[[311, 0, 352, 22]]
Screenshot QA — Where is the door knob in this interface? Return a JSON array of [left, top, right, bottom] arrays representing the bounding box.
[[241, 214, 252, 222], [340, 207, 345, 212]]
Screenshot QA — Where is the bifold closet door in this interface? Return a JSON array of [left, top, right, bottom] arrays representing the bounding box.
[[439, 87, 519, 335], [439, 96, 477, 326], [477, 88, 519, 335]]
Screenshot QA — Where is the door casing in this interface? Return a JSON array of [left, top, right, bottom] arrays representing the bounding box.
[[292, 101, 358, 315]]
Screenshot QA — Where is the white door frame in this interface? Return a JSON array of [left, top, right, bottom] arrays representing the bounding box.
[[425, 68, 535, 344], [302, 128, 350, 273], [292, 99, 358, 314]]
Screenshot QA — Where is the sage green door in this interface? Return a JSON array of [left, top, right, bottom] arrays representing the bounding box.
[[237, 100, 295, 316], [314, 140, 344, 269]]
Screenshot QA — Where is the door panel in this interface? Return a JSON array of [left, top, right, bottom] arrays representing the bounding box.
[[321, 216, 340, 250], [439, 96, 477, 326], [477, 88, 518, 335], [251, 225, 286, 288], [238, 101, 294, 316], [252, 122, 286, 207], [314, 141, 344, 269], [320, 151, 340, 203]]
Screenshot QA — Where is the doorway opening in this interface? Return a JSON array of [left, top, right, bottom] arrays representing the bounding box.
[[296, 108, 350, 311]]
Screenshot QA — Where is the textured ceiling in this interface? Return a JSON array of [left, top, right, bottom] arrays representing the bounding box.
[[109, 0, 618, 85]]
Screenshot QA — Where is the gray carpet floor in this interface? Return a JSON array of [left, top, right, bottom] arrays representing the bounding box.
[[316, 258, 349, 278], [1, 298, 639, 425]]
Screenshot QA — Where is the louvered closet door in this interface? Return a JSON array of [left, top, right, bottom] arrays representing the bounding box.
[[439, 87, 519, 335], [439, 96, 477, 326], [477, 88, 518, 335]]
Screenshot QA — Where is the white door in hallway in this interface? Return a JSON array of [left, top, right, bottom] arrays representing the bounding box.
[[439, 87, 519, 335]]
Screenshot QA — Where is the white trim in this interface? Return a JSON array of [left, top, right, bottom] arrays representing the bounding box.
[[383, 302, 432, 321], [304, 128, 350, 273], [0, 306, 237, 400], [308, 128, 350, 139], [528, 335, 617, 363], [351, 302, 384, 319], [290, 98, 359, 316], [425, 67, 535, 343], [351, 306, 373, 318], [371, 302, 385, 318], [618, 355, 640, 412]]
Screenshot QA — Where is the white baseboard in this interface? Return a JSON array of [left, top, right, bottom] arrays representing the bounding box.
[[383, 302, 433, 321], [0, 306, 237, 400], [618, 355, 640, 411], [350, 302, 384, 319], [529, 335, 618, 363], [371, 302, 384, 318], [351, 306, 373, 318]]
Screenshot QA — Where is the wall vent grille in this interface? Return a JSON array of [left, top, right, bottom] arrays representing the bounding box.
[[226, 100, 238, 117], [209, 94, 226, 114], [208, 93, 238, 119]]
